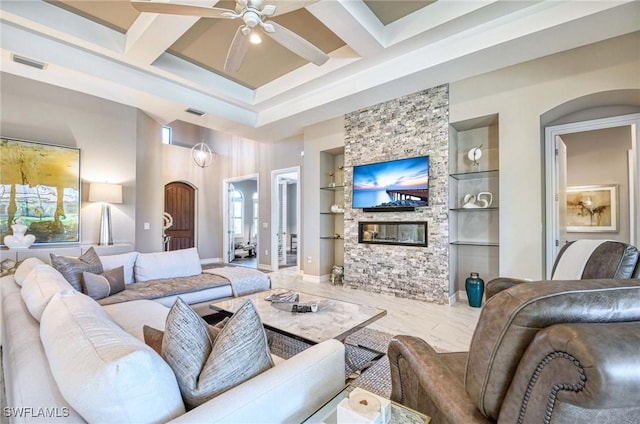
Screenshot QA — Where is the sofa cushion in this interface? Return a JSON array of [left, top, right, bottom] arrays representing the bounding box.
[[134, 247, 201, 282], [82, 266, 126, 300], [161, 298, 274, 409], [50, 246, 103, 292], [99, 251, 139, 284], [20, 264, 73, 322], [103, 299, 170, 342], [40, 290, 185, 423], [13, 257, 44, 286]]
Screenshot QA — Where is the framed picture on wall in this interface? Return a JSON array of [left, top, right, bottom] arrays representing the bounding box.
[[566, 185, 618, 233], [0, 137, 81, 245]]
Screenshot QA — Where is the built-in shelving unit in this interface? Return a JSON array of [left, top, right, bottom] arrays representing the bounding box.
[[449, 114, 500, 302], [319, 150, 345, 276]]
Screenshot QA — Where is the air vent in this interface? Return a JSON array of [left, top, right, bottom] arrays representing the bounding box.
[[185, 108, 206, 117], [12, 54, 47, 70]]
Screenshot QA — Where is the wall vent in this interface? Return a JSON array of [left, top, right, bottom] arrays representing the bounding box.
[[12, 54, 47, 70], [185, 108, 206, 117]]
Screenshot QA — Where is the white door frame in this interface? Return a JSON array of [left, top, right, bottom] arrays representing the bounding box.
[[223, 173, 259, 265], [271, 166, 301, 272], [544, 113, 640, 277]]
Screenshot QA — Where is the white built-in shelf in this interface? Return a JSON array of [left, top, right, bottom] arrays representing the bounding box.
[[449, 170, 498, 180], [320, 185, 345, 191], [449, 207, 498, 212], [450, 241, 499, 246]]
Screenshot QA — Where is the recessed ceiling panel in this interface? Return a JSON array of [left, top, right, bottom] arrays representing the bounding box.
[[364, 0, 435, 25], [47, 0, 140, 33], [168, 6, 345, 89]]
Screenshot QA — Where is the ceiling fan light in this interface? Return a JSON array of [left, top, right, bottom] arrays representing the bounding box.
[[250, 33, 262, 44]]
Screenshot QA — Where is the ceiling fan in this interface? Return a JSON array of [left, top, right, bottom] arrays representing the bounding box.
[[131, 0, 329, 72]]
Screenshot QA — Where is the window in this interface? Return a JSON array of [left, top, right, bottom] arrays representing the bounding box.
[[231, 190, 244, 236], [252, 192, 258, 239], [161, 126, 172, 144]]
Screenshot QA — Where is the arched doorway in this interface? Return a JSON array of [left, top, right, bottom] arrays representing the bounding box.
[[164, 181, 196, 251]]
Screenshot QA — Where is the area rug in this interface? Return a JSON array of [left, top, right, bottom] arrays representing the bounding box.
[[267, 327, 396, 398]]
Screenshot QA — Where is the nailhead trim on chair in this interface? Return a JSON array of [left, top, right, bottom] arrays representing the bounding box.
[[517, 351, 586, 424]]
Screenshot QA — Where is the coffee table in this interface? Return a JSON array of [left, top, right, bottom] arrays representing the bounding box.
[[303, 385, 431, 423], [209, 288, 387, 345]]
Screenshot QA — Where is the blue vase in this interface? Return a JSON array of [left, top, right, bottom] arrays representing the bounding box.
[[465, 272, 484, 308]]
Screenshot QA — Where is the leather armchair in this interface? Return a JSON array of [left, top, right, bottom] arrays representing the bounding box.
[[485, 240, 639, 299], [388, 278, 640, 424]]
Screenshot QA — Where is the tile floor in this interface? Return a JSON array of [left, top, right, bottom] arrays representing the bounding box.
[[269, 267, 482, 352]]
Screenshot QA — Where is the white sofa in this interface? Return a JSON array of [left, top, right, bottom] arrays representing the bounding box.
[[1, 261, 345, 423]]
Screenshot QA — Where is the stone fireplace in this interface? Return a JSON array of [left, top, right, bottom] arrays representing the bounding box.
[[343, 85, 449, 304]]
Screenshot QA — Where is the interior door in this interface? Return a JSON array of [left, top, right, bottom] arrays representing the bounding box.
[[277, 179, 288, 266], [555, 135, 568, 259], [164, 182, 195, 251]]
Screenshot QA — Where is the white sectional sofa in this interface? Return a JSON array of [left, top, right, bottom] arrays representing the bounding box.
[[1, 256, 346, 423]]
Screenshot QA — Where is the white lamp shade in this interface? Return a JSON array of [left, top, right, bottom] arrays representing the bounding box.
[[89, 183, 123, 204]]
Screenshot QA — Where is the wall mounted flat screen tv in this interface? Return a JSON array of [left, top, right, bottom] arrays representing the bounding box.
[[352, 156, 429, 210]]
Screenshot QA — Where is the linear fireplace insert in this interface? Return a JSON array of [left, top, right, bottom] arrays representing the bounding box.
[[358, 221, 427, 247]]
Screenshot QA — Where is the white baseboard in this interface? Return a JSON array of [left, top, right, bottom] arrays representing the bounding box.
[[302, 273, 331, 283], [200, 257, 222, 265]]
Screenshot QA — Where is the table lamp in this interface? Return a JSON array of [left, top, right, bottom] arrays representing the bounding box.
[[89, 182, 122, 245]]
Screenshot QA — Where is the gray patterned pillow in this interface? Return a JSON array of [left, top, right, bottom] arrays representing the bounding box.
[[160, 298, 273, 409], [143, 317, 228, 356], [82, 266, 125, 300], [50, 247, 103, 292]]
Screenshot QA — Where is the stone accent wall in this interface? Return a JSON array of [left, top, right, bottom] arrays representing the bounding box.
[[343, 85, 449, 304]]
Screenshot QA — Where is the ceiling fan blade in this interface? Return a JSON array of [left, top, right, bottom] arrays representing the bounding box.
[[131, 1, 235, 19], [263, 21, 329, 66], [224, 26, 251, 72]]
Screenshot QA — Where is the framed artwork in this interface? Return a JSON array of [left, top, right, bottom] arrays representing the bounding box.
[[566, 185, 618, 233], [0, 137, 81, 245]]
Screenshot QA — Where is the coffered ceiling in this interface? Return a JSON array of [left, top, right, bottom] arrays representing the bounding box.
[[1, 1, 639, 142]]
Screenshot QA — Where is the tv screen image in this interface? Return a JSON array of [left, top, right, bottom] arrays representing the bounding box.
[[352, 156, 429, 209]]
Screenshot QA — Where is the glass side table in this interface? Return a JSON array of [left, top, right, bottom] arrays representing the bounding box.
[[303, 385, 430, 424]]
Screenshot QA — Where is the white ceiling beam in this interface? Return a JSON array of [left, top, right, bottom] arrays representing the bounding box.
[[306, 0, 384, 57], [125, 13, 200, 64], [124, 0, 222, 65], [0, 24, 257, 127], [384, 0, 500, 46]]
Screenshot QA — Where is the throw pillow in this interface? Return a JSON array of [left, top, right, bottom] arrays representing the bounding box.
[[143, 316, 229, 356], [13, 257, 45, 286], [82, 266, 126, 300], [99, 251, 139, 284], [160, 298, 273, 409], [50, 247, 103, 292], [134, 247, 201, 282]]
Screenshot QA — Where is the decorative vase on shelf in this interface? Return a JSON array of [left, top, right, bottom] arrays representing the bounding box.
[[465, 272, 484, 308]]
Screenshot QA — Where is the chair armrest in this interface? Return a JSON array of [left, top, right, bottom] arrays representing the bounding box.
[[388, 335, 490, 424], [499, 322, 640, 423], [485, 277, 531, 299]]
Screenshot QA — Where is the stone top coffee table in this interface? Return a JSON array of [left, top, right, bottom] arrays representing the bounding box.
[[209, 288, 387, 345]]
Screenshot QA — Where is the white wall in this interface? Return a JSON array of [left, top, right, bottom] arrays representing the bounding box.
[[0, 73, 137, 247], [449, 32, 640, 279]]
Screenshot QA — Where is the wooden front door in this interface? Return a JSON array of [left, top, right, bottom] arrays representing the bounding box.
[[164, 182, 195, 251]]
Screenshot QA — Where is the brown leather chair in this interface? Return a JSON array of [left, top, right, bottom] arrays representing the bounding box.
[[486, 240, 640, 299], [388, 278, 640, 424]]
